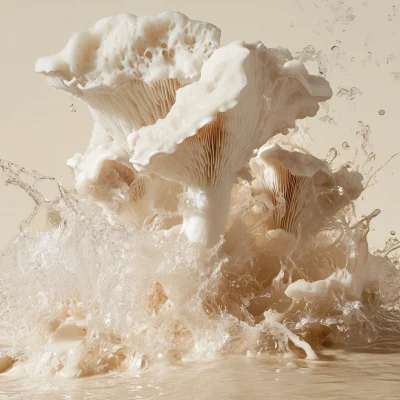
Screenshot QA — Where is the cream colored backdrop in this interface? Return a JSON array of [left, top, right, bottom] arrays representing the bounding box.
[[0, 0, 399, 249]]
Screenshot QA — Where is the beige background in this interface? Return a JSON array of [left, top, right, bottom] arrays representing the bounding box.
[[0, 0, 399, 249]]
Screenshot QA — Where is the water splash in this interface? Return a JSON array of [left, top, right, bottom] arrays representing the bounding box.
[[326, 148, 338, 164], [1, 141, 399, 378], [336, 87, 362, 100]]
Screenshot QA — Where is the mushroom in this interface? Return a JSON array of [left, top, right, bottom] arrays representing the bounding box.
[[36, 11, 215, 223], [250, 142, 332, 237], [129, 41, 332, 246], [249, 143, 368, 306]]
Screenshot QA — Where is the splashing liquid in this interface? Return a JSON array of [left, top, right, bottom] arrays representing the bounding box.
[[1, 144, 399, 378]]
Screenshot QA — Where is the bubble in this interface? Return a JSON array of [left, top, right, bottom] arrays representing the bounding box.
[[378, 109, 386, 116], [70, 104, 76, 113], [342, 142, 350, 150], [391, 231, 396, 236]]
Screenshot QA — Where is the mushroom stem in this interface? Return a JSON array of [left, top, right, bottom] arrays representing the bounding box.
[[181, 181, 233, 247]]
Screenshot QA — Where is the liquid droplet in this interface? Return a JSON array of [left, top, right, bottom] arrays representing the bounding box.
[[337, 88, 349, 97], [319, 116, 336, 124], [336, 40, 342, 45], [391, 231, 396, 236], [388, 15, 392, 21], [387, 54, 397, 64], [342, 142, 350, 150], [321, 102, 330, 113], [337, 87, 362, 100], [367, 152, 376, 162], [331, 46, 339, 52], [326, 148, 338, 164], [378, 109, 385, 116], [290, 22, 295, 27], [70, 104, 76, 113]]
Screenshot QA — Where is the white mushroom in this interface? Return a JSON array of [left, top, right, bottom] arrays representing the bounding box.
[[129, 42, 332, 246], [250, 143, 332, 236], [36, 12, 215, 224], [250, 143, 364, 239]]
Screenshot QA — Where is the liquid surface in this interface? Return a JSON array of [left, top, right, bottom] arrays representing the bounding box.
[[2, 339, 400, 399]]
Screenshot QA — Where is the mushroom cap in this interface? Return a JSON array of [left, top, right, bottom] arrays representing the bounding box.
[[251, 142, 332, 180], [35, 11, 221, 93], [36, 12, 221, 157], [129, 40, 250, 168]]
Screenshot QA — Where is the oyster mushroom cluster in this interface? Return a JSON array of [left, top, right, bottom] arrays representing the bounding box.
[[1, 12, 387, 373], [36, 11, 332, 247]]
